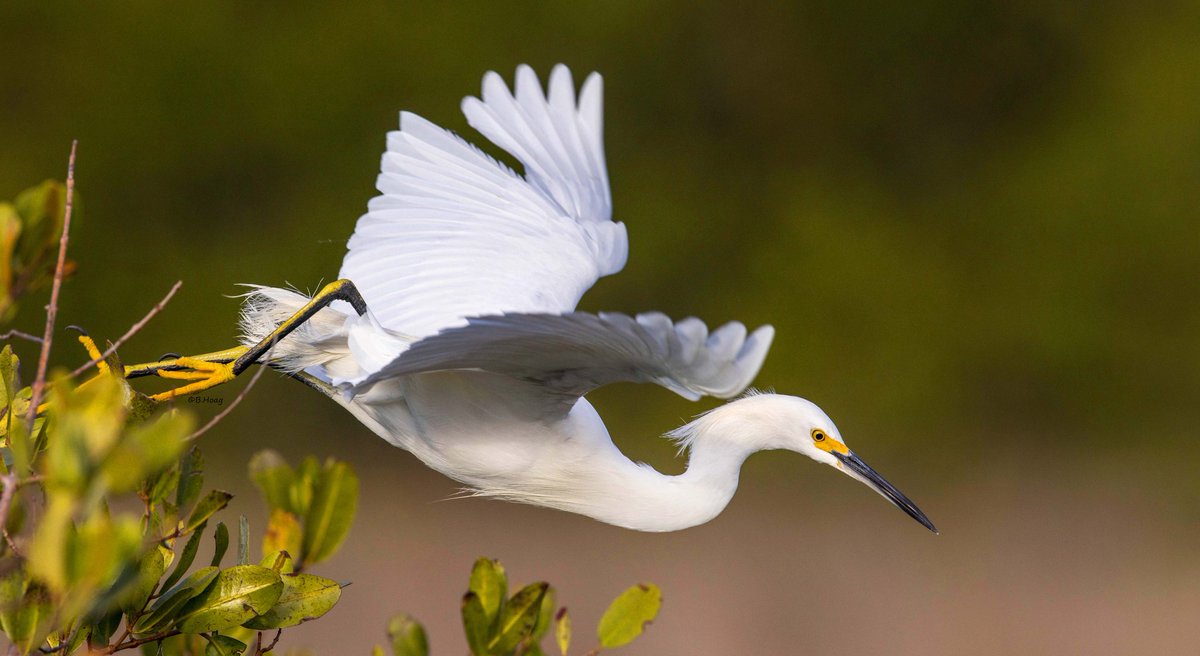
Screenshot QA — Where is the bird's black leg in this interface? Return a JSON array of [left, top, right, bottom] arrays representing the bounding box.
[[121, 279, 368, 401]]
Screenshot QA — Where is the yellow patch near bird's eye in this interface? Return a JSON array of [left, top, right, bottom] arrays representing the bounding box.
[[811, 428, 848, 454]]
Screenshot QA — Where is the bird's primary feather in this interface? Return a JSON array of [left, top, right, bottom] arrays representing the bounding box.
[[338, 63, 627, 342], [359, 311, 774, 405]]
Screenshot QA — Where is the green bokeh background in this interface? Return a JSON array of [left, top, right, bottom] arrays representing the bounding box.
[[3, 2, 1199, 654]]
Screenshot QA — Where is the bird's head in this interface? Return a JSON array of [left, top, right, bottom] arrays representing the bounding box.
[[674, 392, 938, 533]]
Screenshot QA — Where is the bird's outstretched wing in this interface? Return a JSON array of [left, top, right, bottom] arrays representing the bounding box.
[[338, 65, 627, 339], [356, 312, 774, 401]]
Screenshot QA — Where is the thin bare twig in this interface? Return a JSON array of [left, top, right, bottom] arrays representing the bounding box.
[[69, 280, 183, 378], [0, 330, 43, 344], [253, 628, 280, 652], [184, 349, 274, 442], [26, 141, 77, 429], [100, 629, 180, 654], [0, 474, 18, 555], [2, 527, 21, 557]]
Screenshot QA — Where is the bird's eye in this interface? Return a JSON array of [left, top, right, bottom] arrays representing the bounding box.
[[812, 429, 826, 442]]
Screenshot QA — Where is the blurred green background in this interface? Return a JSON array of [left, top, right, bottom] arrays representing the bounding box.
[[4, 2, 1200, 653]]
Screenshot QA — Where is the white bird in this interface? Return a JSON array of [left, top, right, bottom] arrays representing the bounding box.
[[146, 65, 935, 533]]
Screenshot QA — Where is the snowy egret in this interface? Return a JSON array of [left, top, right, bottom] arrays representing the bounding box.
[[129, 65, 936, 533]]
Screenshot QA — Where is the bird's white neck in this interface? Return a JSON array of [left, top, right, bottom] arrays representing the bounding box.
[[544, 403, 760, 532]]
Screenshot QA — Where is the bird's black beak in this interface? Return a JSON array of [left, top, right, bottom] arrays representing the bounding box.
[[832, 450, 938, 534]]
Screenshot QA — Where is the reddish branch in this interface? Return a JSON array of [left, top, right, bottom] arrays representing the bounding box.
[[26, 141, 77, 429]]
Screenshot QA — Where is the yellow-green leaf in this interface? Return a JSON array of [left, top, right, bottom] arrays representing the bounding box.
[[204, 633, 247, 656], [0, 203, 21, 318], [533, 586, 556, 640], [120, 543, 171, 614], [300, 459, 357, 565], [175, 565, 282, 633], [185, 490, 233, 534], [262, 508, 302, 560], [242, 572, 341, 629], [26, 494, 72, 593], [555, 607, 571, 656], [596, 583, 661, 649], [0, 583, 52, 655], [248, 450, 296, 513], [13, 180, 66, 270], [176, 446, 205, 511], [387, 613, 429, 656], [161, 523, 207, 592], [104, 411, 191, 494], [488, 582, 547, 654], [258, 549, 293, 574], [0, 346, 18, 410], [135, 566, 219, 635], [468, 557, 507, 628], [461, 592, 489, 656]]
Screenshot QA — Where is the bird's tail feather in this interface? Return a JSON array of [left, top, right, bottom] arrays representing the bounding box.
[[237, 285, 356, 377]]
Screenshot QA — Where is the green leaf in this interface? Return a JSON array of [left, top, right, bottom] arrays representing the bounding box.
[[0, 571, 26, 645], [175, 446, 205, 511], [204, 633, 247, 656], [121, 544, 171, 614], [0, 583, 53, 655], [211, 522, 229, 567], [596, 583, 662, 649], [461, 592, 489, 656], [0, 346, 18, 410], [161, 522, 207, 592], [135, 566, 220, 635], [13, 180, 67, 273], [291, 456, 320, 516], [554, 608, 571, 656], [533, 586, 556, 640], [144, 463, 181, 508], [248, 450, 295, 513], [104, 411, 191, 494], [387, 614, 429, 656], [300, 459, 357, 565], [175, 565, 283, 633], [91, 609, 122, 645], [26, 493, 72, 592], [242, 572, 341, 629], [489, 582, 548, 655], [258, 550, 293, 574], [468, 558, 507, 629], [0, 205, 22, 321], [184, 490, 233, 534], [62, 623, 92, 654], [42, 374, 128, 495]]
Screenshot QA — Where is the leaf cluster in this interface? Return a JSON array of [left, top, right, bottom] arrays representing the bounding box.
[[0, 180, 77, 323], [375, 558, 661, 656], [0, 346, 355, 655], [248, 450, 357, 572]]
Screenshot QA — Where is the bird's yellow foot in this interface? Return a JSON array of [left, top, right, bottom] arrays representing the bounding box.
[[149, 357, 236, 401], [74, 330, 111, 376]]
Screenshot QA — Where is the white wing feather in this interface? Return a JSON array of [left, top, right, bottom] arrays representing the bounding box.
[[357, 312, 775, 402], [338, 64, 626, 340]]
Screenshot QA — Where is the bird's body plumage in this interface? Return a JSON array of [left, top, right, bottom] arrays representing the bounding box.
[[240, 65, 937, 533]]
